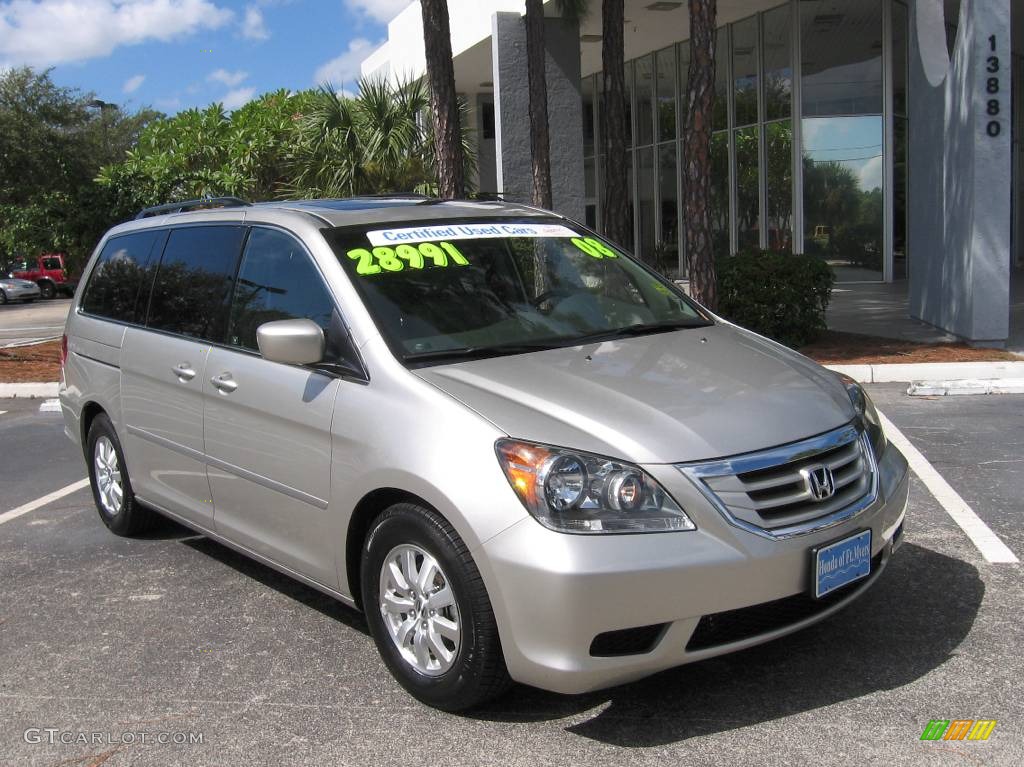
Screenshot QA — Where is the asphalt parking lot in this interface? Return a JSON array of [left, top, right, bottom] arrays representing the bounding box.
[[0, 298, 72, 347], [1, 385, 1021, 766]]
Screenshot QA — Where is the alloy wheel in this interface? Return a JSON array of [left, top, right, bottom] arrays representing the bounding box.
[[378, 543, 461, 676], [93, 436, 124, 516]]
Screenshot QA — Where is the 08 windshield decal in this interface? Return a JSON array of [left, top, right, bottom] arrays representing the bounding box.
[[570, 237, 620, 259]]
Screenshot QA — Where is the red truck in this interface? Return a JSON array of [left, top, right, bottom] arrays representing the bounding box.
[[4, 253, 77, 299]]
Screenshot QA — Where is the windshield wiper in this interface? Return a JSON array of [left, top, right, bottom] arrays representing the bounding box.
[[571, 318, 713, 345], [404, 342, 559, 363]]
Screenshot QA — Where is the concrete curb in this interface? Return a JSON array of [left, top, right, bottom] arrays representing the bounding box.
[[0, 382, 59, 399], [908, 378, 1024, 396], [826, 360, 1024, 383]]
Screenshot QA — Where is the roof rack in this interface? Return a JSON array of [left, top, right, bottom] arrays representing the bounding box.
[[135, 196, 251, 220], [344, 193, 437, 200]]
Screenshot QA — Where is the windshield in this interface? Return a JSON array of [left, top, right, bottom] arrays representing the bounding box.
[[325, 218, 711, 364]]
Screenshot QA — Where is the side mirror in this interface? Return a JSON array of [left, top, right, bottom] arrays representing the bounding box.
[[256, 319, 325, 365]]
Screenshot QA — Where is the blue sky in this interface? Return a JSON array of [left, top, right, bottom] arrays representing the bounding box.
[[0, 0, 414, 113]]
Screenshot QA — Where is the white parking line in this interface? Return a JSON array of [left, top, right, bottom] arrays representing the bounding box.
[[0, 479, 90, 526], [0, 410, 7, 416], [879, 411, 1019, 564], [38, 398, 61, 413]]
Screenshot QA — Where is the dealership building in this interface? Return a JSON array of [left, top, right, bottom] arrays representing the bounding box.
[[361, 0, 1021, 347]]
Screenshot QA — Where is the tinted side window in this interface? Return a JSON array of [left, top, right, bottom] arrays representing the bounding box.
[[227, 228, 335, 352], [80, 231, 160, 323], [146, 226, 245, 341]]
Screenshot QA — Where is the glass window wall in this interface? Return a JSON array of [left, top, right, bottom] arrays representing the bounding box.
[[733, 16, 759, 127], [801, 0, 884, 280], [587, 0, 905, 282], [656, 45, 677, 142]]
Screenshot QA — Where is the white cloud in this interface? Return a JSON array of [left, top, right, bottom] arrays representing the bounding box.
[[0, 0, 235, 68], [207, 68, 248, 87], [343, 0, 412, 24], [314, 37, 375, 87], [155, 95, 181, 111], [241, 5, 267, 40], [122, 73, 145, 94], [221, 86, 254, 110], [857, 154, 883, 191]]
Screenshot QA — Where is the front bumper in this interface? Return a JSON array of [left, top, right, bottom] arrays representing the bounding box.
[[478, 443, 909, 695]]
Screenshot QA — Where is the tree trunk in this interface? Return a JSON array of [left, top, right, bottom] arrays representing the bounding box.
[[420, 0, 465, 199], [682, 0, 718, 310], [525, 0, 553, 209], [600, 0, 630, 248]]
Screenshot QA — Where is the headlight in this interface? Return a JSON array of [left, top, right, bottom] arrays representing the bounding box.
[[495, 439, 696, 534], [837, 373, 887, 456]]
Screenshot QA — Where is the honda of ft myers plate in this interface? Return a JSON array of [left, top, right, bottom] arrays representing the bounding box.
[[59, 196, 909, 711]]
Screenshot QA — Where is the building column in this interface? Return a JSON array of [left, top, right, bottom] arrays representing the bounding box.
[[907, 0, 1011, 346], [491, 11, 585, 221]]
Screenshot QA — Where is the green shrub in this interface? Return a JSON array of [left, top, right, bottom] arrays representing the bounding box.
[[715, 249, 834, 348]]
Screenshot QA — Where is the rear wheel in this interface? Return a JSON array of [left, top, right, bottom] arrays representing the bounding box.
[[361, 503, 511, 711], [38, 281, 56, 299], [86, 413, 157, 536]]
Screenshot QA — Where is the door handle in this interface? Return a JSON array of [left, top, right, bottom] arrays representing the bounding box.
[[172, 363, 196, 381], [210, 373, 238, 393]]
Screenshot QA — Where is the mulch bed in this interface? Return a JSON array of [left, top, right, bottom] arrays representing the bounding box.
[[0, 340, 61, 382], [800, 330, 1021, 365]]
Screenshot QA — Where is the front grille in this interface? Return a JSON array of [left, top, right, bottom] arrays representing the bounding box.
[[685, 551, 884, 651], [681, 424, 876, 537], [590, 623, 668, 657]]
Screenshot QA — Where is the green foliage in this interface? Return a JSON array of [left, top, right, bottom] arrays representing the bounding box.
[[98, 77, 477, 213], [716, 249, 835, 348], [0, 67, 160, 272]]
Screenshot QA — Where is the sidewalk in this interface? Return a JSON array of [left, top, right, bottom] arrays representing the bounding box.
[[828, 276, 1024, 354]]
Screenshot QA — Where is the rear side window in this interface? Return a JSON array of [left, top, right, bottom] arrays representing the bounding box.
[[226, 228, 335, 351], [80, 231, 160, 323], [42, 257, 62, 270], [146, 225, 245, 341]]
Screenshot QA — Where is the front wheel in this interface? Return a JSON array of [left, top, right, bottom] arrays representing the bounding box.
[[361, 503, 511, 711], [0, 290, 7, 305]]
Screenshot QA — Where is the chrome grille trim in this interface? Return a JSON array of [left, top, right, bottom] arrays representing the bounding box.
[[677, 423, 878, 540]]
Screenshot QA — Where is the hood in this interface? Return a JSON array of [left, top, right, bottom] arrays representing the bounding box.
[[1, 278, 36, 288], [413, 323, 855, 464]]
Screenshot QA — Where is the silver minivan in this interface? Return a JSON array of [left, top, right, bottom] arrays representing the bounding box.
[[60, 197, 909, 711]]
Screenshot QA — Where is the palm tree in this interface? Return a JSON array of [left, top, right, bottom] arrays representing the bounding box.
[[286, 78, 477, 199], [682, 0, 718, 309], [525, 0, 588, 210], [600, 0, 630, 248], [420, 0, 465, 198]]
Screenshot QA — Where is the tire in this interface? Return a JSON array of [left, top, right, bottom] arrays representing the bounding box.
[[39, 281, 56, 299], [86, 413, 157, 536], [361, 503, 511, 711], [0, 290, 7, 305]]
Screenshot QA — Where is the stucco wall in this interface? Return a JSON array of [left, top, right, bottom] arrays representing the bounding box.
[[908, 0, 1011, 344], [492, 12, 585, 220]]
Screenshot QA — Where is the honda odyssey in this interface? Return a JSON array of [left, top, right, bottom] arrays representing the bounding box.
[[59, 196, 909, 711]]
